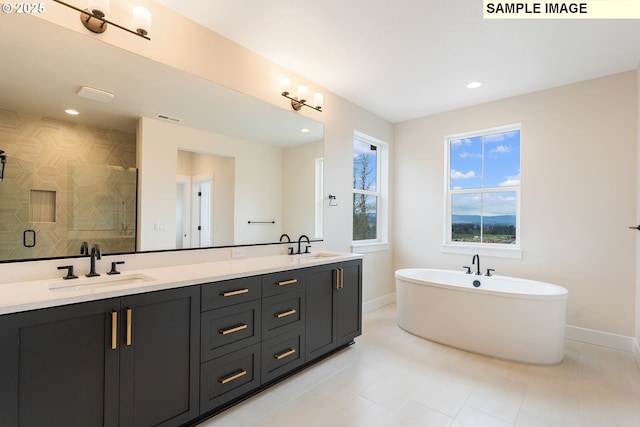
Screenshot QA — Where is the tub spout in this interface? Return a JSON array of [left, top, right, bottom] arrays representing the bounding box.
[[472, 254, 481, 275]]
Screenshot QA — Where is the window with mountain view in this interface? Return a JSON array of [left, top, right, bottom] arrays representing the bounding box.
[[446, 125, 520, 246], [353, 136, 380, 241]]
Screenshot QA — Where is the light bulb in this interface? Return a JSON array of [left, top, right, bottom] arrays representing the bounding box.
[[133, 7, 151, 36], [297, 85, 308, 102], [280, 77, 291, 95], [313, 93, 323, 109]]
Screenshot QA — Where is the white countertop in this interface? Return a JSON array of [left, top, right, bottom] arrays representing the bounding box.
[[0, 252, 361, 315]]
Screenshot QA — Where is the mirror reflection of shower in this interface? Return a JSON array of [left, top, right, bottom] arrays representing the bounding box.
[[0, 150, 6, 183]]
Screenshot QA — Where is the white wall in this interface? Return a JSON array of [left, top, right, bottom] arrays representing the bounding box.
[[394, 72, 637, 338]]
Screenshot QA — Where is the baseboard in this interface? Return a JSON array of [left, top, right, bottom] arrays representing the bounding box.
[[363, 292, 396, 314], [565, 325, 634, 352]]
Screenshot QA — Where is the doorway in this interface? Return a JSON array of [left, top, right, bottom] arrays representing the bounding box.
[[176, 173, 213, 249]]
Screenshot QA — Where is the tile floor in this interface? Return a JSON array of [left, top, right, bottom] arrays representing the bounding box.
[[197, 304, 640, 426]]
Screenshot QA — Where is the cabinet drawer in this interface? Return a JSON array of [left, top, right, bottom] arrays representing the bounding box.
[[261, 328, 305, 383], [202, 276, 262, 311], [262, 270, 305, 297], [262, 289, 305, 340], [201, 300, 261, 362], [200, 344, 260, 414]]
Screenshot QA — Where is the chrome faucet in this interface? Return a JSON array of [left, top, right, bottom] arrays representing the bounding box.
[[472, 254, 481, 275], [87, 244, 102, 277], [296, 234, 311, 254]]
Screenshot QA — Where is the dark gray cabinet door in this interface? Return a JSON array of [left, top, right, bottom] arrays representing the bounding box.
[[119, 286, 200, 427], [335, 260, 362, 347], [304, 263, 337, 361], [305, 260, 362, 362], [0, 299, 120, 427]]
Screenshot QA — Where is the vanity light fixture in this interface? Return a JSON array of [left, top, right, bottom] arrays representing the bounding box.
[[52, 0, 151, 40], [280, 78, 323, 112], [65, 109, 80, 115]]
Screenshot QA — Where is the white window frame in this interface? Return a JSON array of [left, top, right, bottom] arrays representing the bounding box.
[[352, 131, 389, 253], [442, 124, 522, 259], [314, 157, 324, 239]]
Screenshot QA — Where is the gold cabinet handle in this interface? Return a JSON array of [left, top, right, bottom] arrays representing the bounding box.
[[273, 347, 296, 360], [111, 311, 118, 350], [274, 309, 297, 318], [335, 268, 344, 290], [219, 324, 248, 335], [221, 288, 249, 297], [126, 308, 132, 346], [219, 369, 247, 385], [276, 279, 297, 286]]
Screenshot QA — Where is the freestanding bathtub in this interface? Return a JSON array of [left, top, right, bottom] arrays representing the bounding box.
[[395, 268, 568, 365]]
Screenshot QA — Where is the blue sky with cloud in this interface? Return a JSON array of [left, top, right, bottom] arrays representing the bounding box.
[[450, 130, 520, 217], [450, 130, 520, 190]]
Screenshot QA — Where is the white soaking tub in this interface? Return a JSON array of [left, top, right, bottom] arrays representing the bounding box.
[[395, 268, 568, 365]]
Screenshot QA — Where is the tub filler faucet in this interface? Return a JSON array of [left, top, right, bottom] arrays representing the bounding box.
[[472, 254, 481, 275]]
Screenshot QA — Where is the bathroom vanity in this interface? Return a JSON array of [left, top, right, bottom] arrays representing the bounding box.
[[0, 253, 362, 427]]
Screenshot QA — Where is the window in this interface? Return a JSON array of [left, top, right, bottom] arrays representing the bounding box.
[[445, 125, 521, 253], [353, 132, 387, 245]]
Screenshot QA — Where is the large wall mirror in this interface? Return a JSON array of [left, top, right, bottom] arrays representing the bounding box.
[[0, 16, 323, 262]]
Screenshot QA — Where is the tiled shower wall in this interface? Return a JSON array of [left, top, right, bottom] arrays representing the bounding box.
[[0, 109, 136, 261]]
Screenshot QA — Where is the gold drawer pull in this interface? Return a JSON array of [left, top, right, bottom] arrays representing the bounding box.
[[221, 288, 249, 297], [274, 347, 296, 360], [219, 370, 247, 385], [111, 311, 118, 350], [276, 279, 298, 286], [126, 308, 132, 346], [275, 309, 297, 318], [219, 324, 248, 335]]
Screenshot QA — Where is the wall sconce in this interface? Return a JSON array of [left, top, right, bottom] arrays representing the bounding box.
[[280, 78, 323, 112], [52, 0, 151, 40]]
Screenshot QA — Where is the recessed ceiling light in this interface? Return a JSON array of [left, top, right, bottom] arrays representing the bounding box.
[[300, 128, 310, 133], [467, 81, 483, 89], [65, 109, 79, 115]]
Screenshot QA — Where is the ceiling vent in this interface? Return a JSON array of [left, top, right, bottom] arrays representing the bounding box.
[[77, 86, 115, 102], [155, 113, 182, 123]]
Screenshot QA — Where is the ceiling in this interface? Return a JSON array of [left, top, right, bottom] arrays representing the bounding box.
[[153, 0, 640, 123]]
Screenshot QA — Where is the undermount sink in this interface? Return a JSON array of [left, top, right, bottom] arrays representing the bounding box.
[[297, 252, 340, 262], [46, 273, 156, 291]]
